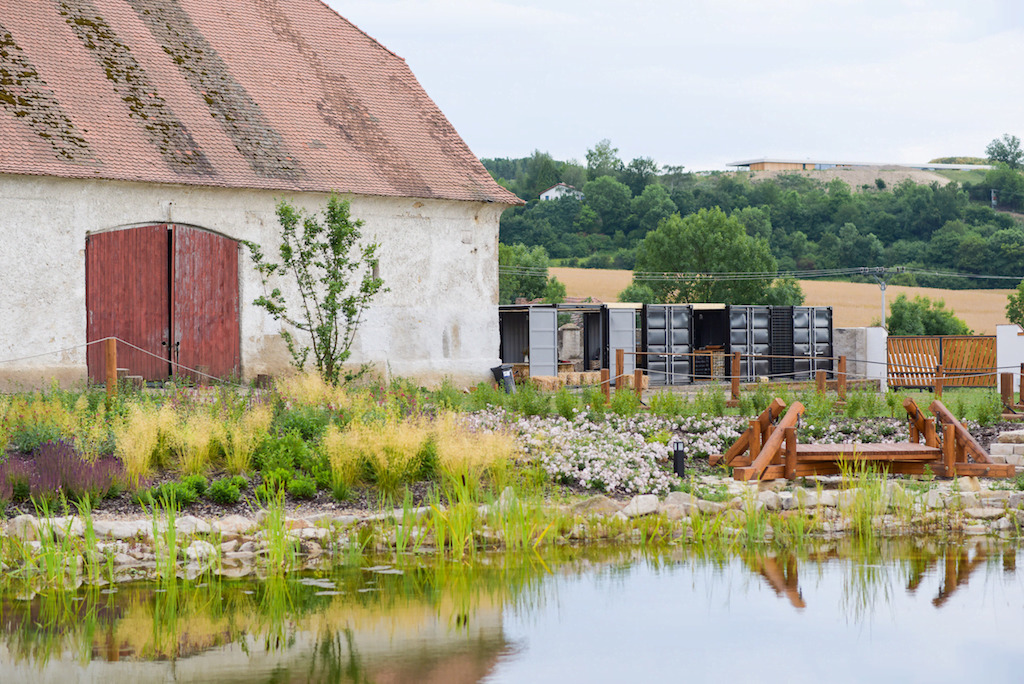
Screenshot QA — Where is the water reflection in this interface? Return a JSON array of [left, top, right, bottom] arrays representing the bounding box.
[[0, 541, 1021, 682]]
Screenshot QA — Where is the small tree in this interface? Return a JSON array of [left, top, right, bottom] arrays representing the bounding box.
[[245, 194, 385, 385], [986, 134, 1023, 170], [1007, 279, 1024, 327], [886, 294, 970, 335]]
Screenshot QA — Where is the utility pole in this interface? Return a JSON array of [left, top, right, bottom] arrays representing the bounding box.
[[860, 266, 905, 330]]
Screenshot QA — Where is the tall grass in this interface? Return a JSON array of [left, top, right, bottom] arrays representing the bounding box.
[[113, 403, 178, 486], [173, 413, 224, 475], [223, 404, 272, 474]]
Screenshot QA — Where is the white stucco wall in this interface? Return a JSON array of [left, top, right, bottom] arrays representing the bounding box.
[[997, 324, 1024, 392], [0, 174, 506, 387]]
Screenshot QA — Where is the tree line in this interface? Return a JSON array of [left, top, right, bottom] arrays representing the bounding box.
[[487, 136, 1024, 306]]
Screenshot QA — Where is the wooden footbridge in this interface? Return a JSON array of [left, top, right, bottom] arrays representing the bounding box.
[[710, 398, 1017, 481]]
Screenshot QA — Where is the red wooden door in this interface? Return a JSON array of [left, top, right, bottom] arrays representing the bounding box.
[[86, 225, 171, 382], [172, 226, 241, 381]]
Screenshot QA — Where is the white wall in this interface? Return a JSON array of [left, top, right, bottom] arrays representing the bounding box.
[[997, 324, 1024, 392], [0, 174, 505, 387]]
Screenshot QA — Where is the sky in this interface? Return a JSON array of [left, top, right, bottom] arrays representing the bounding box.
[[328, 0, 1024, 171]]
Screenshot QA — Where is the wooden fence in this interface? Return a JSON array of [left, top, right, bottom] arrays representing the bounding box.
[[887, 335, 996, 389]]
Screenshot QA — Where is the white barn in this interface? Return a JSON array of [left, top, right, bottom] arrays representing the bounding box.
[[0, 0, 520, 388]]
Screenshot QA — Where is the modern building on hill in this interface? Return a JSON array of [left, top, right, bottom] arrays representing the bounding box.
[[0, 0, 521, 388], [728, 158, 992, 172]]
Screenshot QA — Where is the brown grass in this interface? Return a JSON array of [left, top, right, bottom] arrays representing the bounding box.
[[551, 267, 1012, 333]]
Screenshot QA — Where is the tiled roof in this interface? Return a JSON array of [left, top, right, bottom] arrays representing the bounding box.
[[0, 0, 520, 204]]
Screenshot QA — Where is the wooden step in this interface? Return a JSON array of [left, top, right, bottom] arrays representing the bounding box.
[[794, 443, 941, 462]]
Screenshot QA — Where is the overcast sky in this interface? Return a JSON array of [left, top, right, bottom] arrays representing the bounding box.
[[328, 0, 1024, 171]]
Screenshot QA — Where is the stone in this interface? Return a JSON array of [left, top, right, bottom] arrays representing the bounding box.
[[185, 540, 218, 562], [218, 565, 253, 579], [112, 553, 136, 566], [795, 489, 818, 508], [301, 541, 323, 557], [175, 515, 212, 536], [661, 504, 686, 521], [1009, 493, 1024, 509], [757, 479, 788, 492], [955, 476, 981, 493], [964, 507, 1005, 520], [621, 494, 659, 518], [212, 514, 256, 536], [45, 516, 85, 539], [572, 495, 624, 517], [696, 500, 726, 515], [238, 541, 260, 554], [924, 490, 945, 510], [997, 429, 1024, 443], [963, 524, 988, 536], [818, 491, 839, 508], [332, 515, 360, 527], [9, 515, 38, 541], [779, 492, 798, 510], [94, 520, 150, 540], [757, 491, 781, 511], [298, 527, 331, 541], [990, 443, 1015, 456], [220, 539, 240, 554], [992, 517, 1015, 532]]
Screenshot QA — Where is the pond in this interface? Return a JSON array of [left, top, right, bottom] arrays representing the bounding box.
[[1, 539, 1021, 683]]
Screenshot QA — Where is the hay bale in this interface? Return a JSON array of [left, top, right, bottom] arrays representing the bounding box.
[[560, 371, 581, 387], [580, 371, 601, 385], [530, 375, 563, 391]]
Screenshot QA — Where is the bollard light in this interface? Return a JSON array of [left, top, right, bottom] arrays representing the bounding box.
[[672, 440, 686, 478]]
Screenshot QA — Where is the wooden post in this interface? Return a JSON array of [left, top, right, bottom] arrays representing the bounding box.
[[731, 351, 741, 402], [837, 356, 847, 401], [105, 338, 117, 399], [616, 348, 625, 388], [815, 370, 826, 394], [1001, 372, 1013, 407], [934, 364, 943, 399], [600, 368, 610, 403], [943, 423, 956, 475], [749, 419, 762, 461], [923, 417, 938, 448], [633, 368, 643, 399], [784, 426, 797, 481], [1019, 362, 1024, 407]]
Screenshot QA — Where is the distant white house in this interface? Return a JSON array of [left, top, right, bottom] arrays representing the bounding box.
[[539, 183, 584, 201]]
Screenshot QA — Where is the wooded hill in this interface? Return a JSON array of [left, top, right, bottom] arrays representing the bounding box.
[[484, 144, 1024, 291]]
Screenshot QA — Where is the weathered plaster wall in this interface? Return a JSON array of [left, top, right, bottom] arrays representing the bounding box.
[[0, 174, 504, 387]]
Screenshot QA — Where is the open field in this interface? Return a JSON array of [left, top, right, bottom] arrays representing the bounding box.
[[549, 267, 1013, 333]]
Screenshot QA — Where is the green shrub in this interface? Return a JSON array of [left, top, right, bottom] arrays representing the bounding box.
[[134, 479, 201, 507], [255, 431, 310, 473], [208, 476, 243, 505], [610, 388, 640, 417], [464, 381, 508, 412], [275, 406, 332, 441], [554, 387, 581, 420], [180, 473, 208, 496], [287, 474, 317, 500], [971, 392, 1003, 426], [10, 424, 63, 453], [430, 379, 464, 411], [508, 384, 551, 417], [416, 438, 440, 481], [693, 389, 726, 417], [581, 386, 606, 418], [649, 390, 685, 418]]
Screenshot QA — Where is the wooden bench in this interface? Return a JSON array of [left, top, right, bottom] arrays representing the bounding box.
[[710, 397, 1017, 481]]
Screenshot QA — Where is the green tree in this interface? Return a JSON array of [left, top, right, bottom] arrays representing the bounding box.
[[886, 294, 971, 335], [583, 175, 632, 234], [542, 276, 567, 304], [586, 139, 623, 180], [498, 243, 550, 304], [1006, 279, 1024, 327], [632, 207, 779, 304], [618, 281, 656, 304], [246, 194, 385, 385], [763, 278, 805, 305], [986, 134, 1023, 169], [621, 156, 660, 196], [629, 184, 677, 242]]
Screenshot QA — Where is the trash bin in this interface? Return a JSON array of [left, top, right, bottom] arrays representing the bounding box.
[[490, 364, 516, 394]]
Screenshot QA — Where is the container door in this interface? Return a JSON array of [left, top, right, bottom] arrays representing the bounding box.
[[606, 308, 636, 386], [172, 226, 241, 380], [793, 307, 813, 380], [813, 307, 833, 374], [644, 305, 669, 385], [751, 306, 771, 378], [668, 306, 691, 384], [86, 225, 171, 382], [528, 307, 558, 377]]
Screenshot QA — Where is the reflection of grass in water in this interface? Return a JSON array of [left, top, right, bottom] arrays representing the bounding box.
[[1, 540, 1020, 667]]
